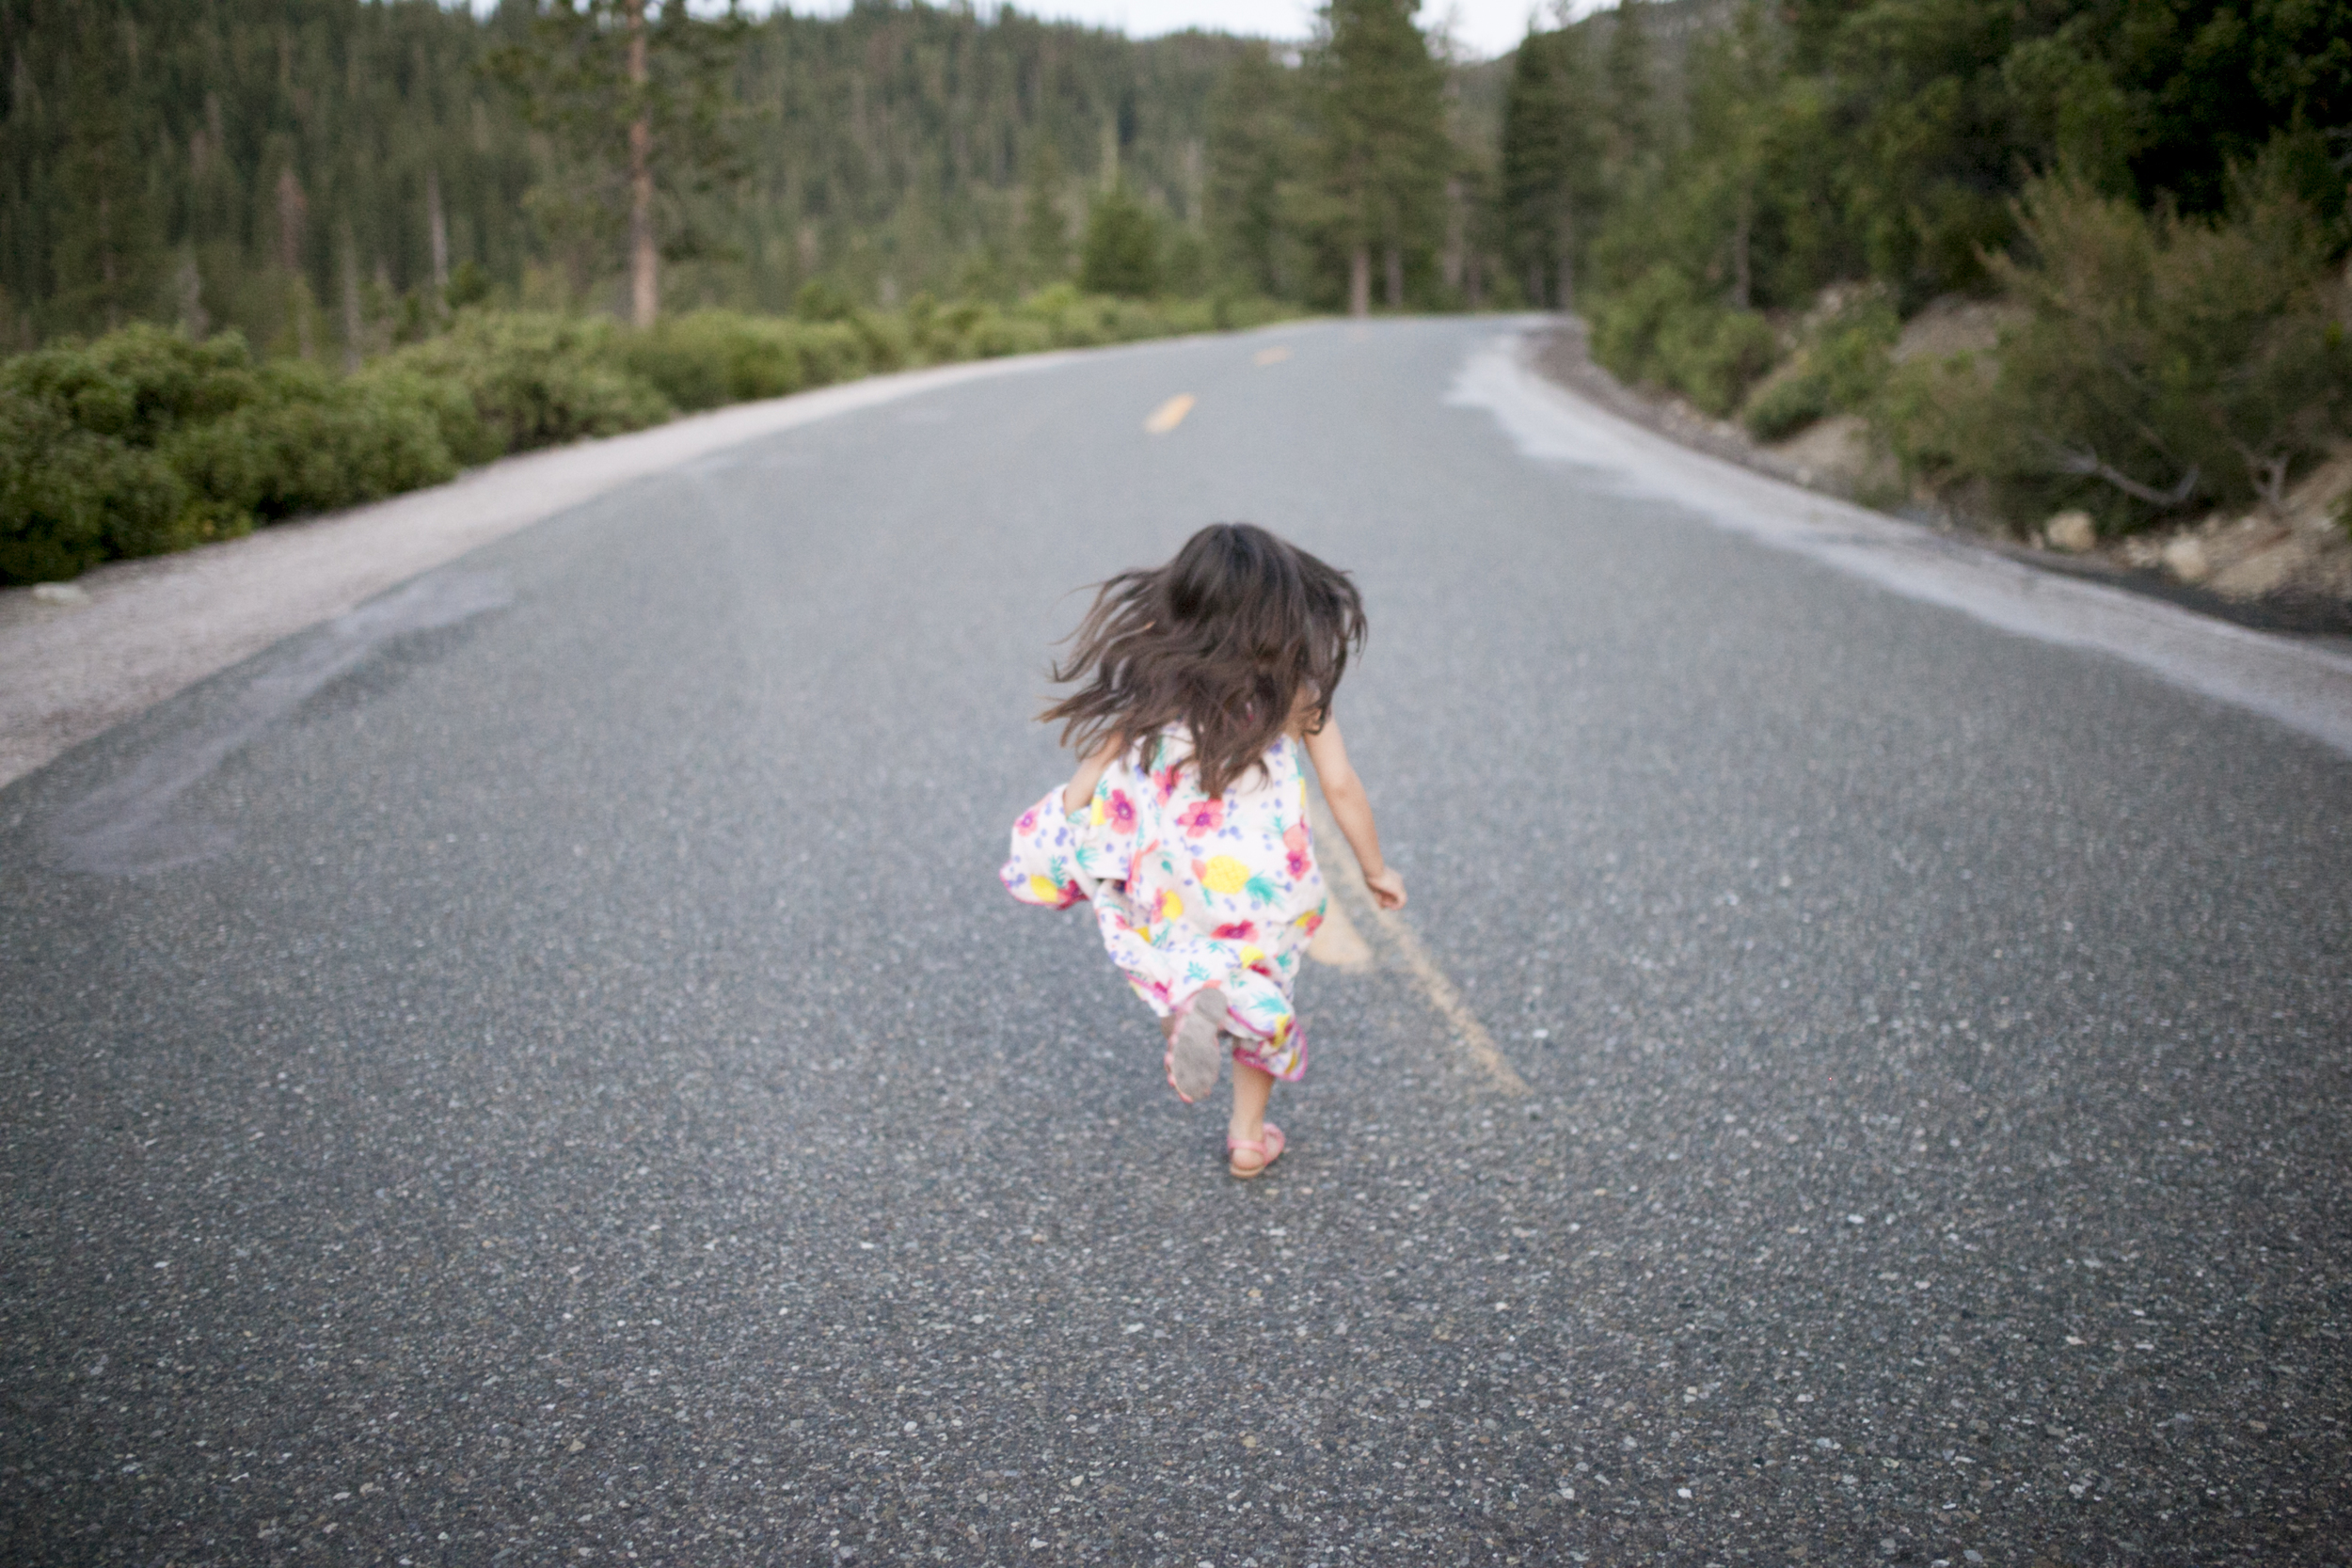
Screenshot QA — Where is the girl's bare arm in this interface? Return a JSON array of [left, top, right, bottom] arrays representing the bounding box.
[[1299, 717, 1406, 910], [1062, 736, 1123, 816]]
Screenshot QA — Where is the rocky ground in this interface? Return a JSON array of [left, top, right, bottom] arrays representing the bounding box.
[[1532, 311, 2352, 641]]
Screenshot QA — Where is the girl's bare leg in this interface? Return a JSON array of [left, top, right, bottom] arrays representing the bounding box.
[[1230, 1061, 1273, 1147]]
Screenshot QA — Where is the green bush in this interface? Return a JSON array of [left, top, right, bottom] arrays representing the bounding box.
[[1741, 294, 1899, 441], [1078, 185, 1164, 299], [380, 311, 670, 454], [1592, 265, 1781, 418], [0, 325, 262, 446], [1659, 307, 1778, 419], [0, 388, 192, 581], [1874, 168, 2352, 531], [162, 361, 458, 533]]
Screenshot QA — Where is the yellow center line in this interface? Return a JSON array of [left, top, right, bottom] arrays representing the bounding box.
[[1304, 791, 1531, 1099], [1253, 346, 1292, 366], [1144, 393, 1196, 434]]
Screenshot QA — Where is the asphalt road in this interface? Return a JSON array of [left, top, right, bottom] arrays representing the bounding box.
[[3, 318, 2346, 1568]]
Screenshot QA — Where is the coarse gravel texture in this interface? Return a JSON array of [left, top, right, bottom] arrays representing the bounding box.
[[1, 317, 2346, 1567]]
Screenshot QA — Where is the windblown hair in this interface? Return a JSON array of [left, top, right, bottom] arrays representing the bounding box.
[[1042, 523, 1366, 799]]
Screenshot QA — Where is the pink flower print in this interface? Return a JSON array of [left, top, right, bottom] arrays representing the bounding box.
[[1175, 799, 1224, 836], [1153, 764, 1184, 804], [1016, 808, 1039, 836], [1212, 920, 1259, 942], [1105, 788, 1137, 835], [1282, 819, 1311, 879]]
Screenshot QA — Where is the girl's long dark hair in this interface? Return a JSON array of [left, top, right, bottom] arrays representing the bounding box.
[[1041, 523, 1366, 799]]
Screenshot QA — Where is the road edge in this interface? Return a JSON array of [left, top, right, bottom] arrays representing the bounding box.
[[1457, 328, 2352, 760]]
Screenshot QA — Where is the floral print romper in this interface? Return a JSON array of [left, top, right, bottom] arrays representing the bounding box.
[[1001, 728, 1327, 1082]]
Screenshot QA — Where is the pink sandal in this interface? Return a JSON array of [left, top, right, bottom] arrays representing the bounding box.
[[1164, 988, 1229, 1104], [1227, 1122, 1285, 1180]]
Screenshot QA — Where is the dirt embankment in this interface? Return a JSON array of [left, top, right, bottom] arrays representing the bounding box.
[[1532, 311, 2352, 640]]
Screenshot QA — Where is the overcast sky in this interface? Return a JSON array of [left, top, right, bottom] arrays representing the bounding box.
[[778, 2, 1576, 60]]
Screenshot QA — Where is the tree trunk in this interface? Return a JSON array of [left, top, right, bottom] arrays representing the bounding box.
[[1440, 176, 1464, 292], [1528, 261, 1546, 309], [1730, 179, 1754, 312], [626, 0, 657, 330], [176, 250, 208, 339], [426, 166, 450, 299], [1348, 245, 1370, 319], [1465, 250, 1483, 309], [340, 225, 363, 372], [1384, 245, 1404, 310], [1555, 202, 1577, 313], [276, 166, 307, 276], [97, 192, 119, 330]]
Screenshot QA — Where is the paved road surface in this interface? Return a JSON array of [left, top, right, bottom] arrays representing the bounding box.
[[3, 319, 2345, 1566]]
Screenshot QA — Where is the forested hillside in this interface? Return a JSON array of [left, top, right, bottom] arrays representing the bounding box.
[[1502, 0, 2352, 536], [0, 0, 1253, 354]]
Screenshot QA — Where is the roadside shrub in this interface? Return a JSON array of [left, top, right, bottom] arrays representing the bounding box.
[[1591, 264, 1781, 418], [1878, 168, 2352, 532], [1657, 306, 1778, 419], [794, 279, 859, 324], [162, 362, 458, 533], [1870, 350, 1996, 499], [0, 325, 262, 446], [381, 311, 670, 454], [0, 388, 191, 581], [352, 364, 491, 470], [1741, 294, 1899, 441]]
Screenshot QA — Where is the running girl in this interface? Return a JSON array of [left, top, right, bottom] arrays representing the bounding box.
[[1002, 522, 1406, 1178]]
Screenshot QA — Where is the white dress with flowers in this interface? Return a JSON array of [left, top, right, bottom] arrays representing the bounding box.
[[1001, 727, 1327, 1082]]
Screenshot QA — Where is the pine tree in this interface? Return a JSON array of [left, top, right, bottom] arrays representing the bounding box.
[[487, 0, 749, 327], [46, 11, 161, 333], [1020, 140, 1071, 288], [1205, 44, 1301, 297], [1599, 0, 1656, 191], [1499, 22, 1601, 309], [1317, 0, 1450, 316]]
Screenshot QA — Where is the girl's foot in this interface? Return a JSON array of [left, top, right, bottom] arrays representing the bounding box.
[[1164, 989, 1229, 1104], [1227, 1121, 1285, 1180]]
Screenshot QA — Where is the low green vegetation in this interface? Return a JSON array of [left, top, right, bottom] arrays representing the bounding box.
[[1876, 170, 2352, 536], [0, 293, 1286, 585], [1589, 266, 1777, 420], [1738, 293, 1897, 443]]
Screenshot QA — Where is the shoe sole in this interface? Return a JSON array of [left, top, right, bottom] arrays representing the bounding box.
[[1168, 991, 1228, 1103]]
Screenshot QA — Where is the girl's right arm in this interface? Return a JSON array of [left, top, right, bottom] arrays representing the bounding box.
[[1062, 736, 1123, 816], [1300, 718, 1406, 911]]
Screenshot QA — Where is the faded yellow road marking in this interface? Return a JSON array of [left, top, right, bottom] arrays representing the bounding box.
[[1253, 346, 1292, 366], [1304, 791, 1530, 1098], [1144, 394, 1196, 434]]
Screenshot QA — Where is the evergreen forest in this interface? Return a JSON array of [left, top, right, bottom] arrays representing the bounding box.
[[2, 0, 2349, 583]]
